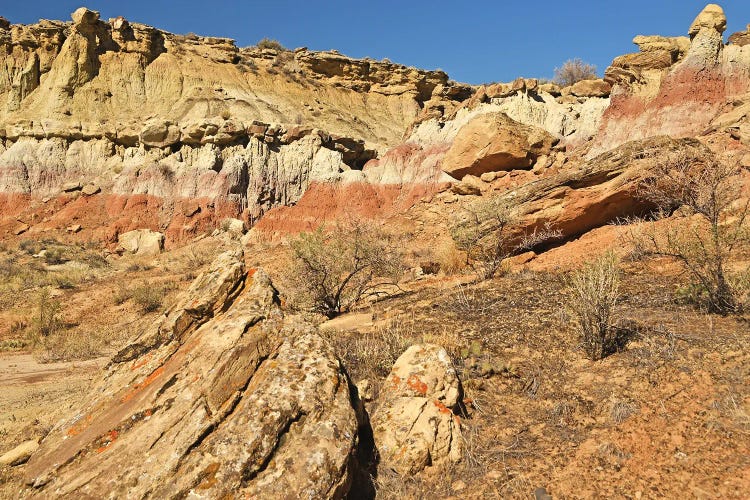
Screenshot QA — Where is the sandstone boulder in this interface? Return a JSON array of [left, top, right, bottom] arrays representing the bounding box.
[[221, 217, 247, 236], [567, 79, 611, 98], [24, 250, 365, 498], [140, 120, 181, 148], [451, 174, 485, 196], [372, 344, 463, 475], [71, 7, 99, 26], [117, 229, 165, 256], [442, 112, 557, 179], [495, 136, 707, 240], [81, 183, 100, 196]]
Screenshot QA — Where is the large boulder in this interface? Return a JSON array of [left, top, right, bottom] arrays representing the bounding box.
[[118, 229, 165, 256], [566, 79, 612, 98], [371, 344, 463, 475], [442, 112, 557, 179], [24, 250, 365, 498]]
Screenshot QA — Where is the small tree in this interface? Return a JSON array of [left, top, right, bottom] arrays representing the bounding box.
[[450, 196, 560, 280], [553, 58, 598, 87], [567, 252, 621, 360], [286, 219, 403, 318], [634, 146, 749, 314]]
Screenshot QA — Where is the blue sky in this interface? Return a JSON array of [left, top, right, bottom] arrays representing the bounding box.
[[2, 1, 750, 84]]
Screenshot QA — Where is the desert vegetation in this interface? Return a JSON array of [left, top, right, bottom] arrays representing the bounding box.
[[628, 146, 750, 314], [284, 220, 404, 317], [450, 196, 560, 280], [553, 58, 598, 86]]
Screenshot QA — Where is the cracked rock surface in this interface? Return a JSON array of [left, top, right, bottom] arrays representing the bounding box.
[[371, 344, 463, 475], [23, 248, 362, 499]]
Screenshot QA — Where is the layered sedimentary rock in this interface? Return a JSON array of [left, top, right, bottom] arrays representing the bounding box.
[[0, 7, 471, 243], [24, 249, 367, 498], [593, 4, 750, 155]]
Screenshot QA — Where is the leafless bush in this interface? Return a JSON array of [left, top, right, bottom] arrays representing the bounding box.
[[30, 287, 62, 338], [630, 146, 749, 314], [553, 58, 598, 86], [256, 37, 286, 51], [284, 219, 404, 317], [566, 252, 621, 360], [450, 196, 561, 280]]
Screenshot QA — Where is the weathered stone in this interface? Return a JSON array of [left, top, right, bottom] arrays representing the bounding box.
[[24, 250, 364, 498], [688, 3, 726, 38], [442, 112, 557, 179], [117, 229, 165, 256], [451, 174, 485, 196], [13, 222, 29, 235], [568, 79, 611, 98], [729, 25, 750, 47], [372, 344, 463, 475], [221, 217, 246, 235], [61, 182, 81, 192], [81, 183, 100, 196]]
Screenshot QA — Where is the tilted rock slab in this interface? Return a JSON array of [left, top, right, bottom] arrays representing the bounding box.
[[371, 344, 463, 475], [24, 249, 363, 499]]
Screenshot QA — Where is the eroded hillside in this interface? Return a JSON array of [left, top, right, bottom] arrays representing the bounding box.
[[1, 3, 750, 500]]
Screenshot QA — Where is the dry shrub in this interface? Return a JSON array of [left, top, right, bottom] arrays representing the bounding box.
[[31, 287, 63, 338], [553, 58, 598, 86], [256, 37, 286, 51], [630, 146, 750, 314], [566, 252, 621, 360], [284, 219, 404, 318], [132, 284, 164, 313], [450, 196, 561, 280], [434, 239, 467, 275], [32, 326, 113, 362]]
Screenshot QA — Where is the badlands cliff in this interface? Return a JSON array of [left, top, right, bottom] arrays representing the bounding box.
[[3, 5, 750, 247], [1, 4, 750, 499]]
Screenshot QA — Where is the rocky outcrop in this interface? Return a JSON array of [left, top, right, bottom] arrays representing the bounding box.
[[442, 112, 557, 179], [593, 4, 750, 155], [372, 344, 463, 475], [0, 7, 475, 245], [0, 9, 468, 151], [494, 136, 707, 239], [729, 25, 750, 47], [24, 249, 367, 498]]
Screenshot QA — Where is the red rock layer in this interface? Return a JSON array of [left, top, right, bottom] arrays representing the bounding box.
[[0, 193, 242, 248], [253, 181, 444, 236]]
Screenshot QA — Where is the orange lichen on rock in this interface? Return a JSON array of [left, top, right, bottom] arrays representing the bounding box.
[[433, 400, 452, 415], [95, 430, 119, 454], [129, 353, 153, 372], [66, 414, 94, 437], [120, 366, 165, 404], [406, 374, 428, 395]]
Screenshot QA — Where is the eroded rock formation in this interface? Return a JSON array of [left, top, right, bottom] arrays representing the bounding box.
[[24, 250, 368, 498]]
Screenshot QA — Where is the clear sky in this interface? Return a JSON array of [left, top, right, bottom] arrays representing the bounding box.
[[2, 1, 750, 84]]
